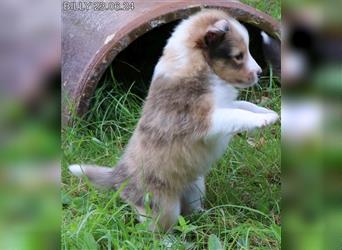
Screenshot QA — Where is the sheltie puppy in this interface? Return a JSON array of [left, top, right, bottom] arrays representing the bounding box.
[[69, 9, 279, 232]]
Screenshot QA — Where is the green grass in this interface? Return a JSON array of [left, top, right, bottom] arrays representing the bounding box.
[[242, 0, 281, 20], [62, 1, 280, 249]]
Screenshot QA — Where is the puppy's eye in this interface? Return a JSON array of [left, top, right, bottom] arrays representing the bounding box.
[[234, 52, 243, 60]]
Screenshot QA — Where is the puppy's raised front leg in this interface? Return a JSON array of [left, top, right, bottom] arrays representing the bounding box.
[[233, 100, 277, 114], [208, 108, 279, 136]]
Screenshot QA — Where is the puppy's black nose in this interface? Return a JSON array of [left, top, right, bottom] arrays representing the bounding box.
[[256, 69, 262, 77]]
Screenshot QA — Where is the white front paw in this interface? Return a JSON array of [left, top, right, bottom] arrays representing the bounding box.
[[261, 107, 278, 114], [255, 112, 279, 128]]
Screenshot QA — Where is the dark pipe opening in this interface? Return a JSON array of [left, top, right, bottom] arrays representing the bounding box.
[[109, 20, 181, 98]]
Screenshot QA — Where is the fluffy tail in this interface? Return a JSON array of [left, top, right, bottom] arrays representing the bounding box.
[[68, 164, 115, 189]]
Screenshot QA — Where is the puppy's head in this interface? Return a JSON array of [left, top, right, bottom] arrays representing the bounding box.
[[200, 18, 262, 88]]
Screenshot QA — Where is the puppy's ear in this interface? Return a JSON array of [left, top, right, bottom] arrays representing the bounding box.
[[204, 19, 229, 47]]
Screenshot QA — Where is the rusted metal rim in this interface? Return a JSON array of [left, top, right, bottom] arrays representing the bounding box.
[[63, 1, 280, 124]]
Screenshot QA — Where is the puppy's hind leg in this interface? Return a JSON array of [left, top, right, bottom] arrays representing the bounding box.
[[151, 194, 181, 232], [135, 205, 149, 223], [181, 176, 205, 215]]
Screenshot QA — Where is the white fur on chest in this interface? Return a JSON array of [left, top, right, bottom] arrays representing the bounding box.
[[210, 74, 238, 108], [204, 75, 238, 163]]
